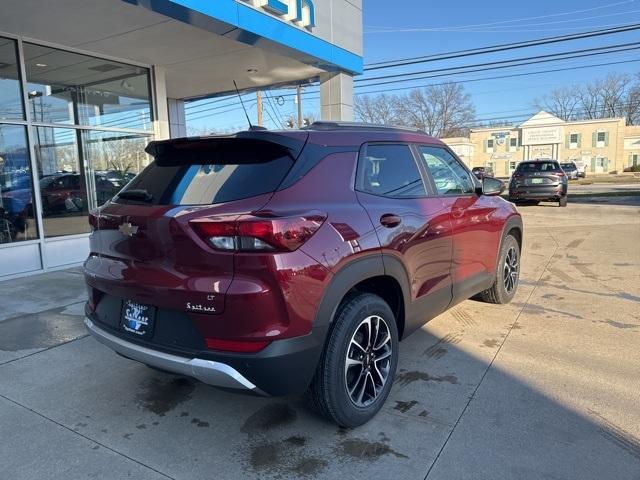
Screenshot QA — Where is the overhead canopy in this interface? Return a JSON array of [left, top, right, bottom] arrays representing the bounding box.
[[0, 0, 362, 99]]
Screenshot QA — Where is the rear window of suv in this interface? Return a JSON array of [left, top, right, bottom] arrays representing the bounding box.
[[115, 141, 294, 206], [516, 162, 561, 173]]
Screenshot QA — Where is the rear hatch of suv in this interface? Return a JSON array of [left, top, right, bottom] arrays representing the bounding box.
[[513, 161, 565, 189], [85, 132, 308, 318]]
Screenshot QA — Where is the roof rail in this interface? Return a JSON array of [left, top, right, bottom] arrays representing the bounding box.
[[304, 121, 427, 134]]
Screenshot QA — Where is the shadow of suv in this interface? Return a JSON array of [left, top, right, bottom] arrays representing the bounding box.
[[83, 122, 523, 427]]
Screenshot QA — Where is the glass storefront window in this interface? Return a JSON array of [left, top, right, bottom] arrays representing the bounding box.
[[33, 127, 89, 237], [0, 37, 24, 121], [81, 130, 151, 206], [0, 125, 38, 243], [23, 43, 152, 130]]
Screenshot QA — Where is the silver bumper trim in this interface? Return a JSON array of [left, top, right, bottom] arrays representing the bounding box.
[[84, 318, 260, 392]]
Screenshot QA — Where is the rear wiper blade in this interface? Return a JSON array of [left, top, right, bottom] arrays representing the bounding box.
[[118, 189, 153, 202]]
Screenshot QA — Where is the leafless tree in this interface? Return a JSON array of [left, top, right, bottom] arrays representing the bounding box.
[[533, 86, 581, 121], [354, 93, 401, 125], [354, 84, 475, 137], [534, 73, 640, 125], [397, 83, 475, 137]]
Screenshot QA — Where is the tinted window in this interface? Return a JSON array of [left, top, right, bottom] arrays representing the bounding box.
[[118, 156, 293, 206], [357, 144, 426, 198], [0, 37, 23, 121], [0, 125, 38, 244], [560, 163, 576, 170], [516, 162, 561, 173], [418, 146, 475, 195]]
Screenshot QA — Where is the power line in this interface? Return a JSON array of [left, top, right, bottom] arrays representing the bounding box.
[[365, 22, 640, 70], [184, 57, 640, 122], [355, 44, 640, 89]]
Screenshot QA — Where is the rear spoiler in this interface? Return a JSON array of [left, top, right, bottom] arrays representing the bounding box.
[[145, 131, 308, 167]]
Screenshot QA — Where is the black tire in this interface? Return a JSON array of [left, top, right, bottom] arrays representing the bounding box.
[[559, 196, 568, 207], [307, 293, 399, 427], [478, 234, 520, 304]]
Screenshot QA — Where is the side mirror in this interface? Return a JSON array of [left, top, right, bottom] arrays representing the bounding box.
[[481, 176, 505, 196]]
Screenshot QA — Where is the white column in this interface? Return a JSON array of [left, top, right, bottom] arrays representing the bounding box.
[[320, 72, 354, 121], [168, 98, 187, 138], [152, 66, 170, 140]]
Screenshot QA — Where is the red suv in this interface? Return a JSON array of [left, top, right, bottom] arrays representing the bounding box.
[[84, 123, 522, 427]]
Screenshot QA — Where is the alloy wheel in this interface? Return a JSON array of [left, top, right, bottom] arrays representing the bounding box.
[[503, 246, 519, 294], [344, 315, 393, 407]]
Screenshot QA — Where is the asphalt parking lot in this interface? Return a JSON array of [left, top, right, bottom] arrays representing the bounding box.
[[1, 197, 639, 480]]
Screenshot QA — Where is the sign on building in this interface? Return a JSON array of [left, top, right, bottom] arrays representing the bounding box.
[[522, 127, 563, 146], [241, 0, 316, 29]]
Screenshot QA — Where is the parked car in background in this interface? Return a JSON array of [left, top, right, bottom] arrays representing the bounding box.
[[472, 166, 494, 179], [575, 163, 587, 178], [509, 160, 568, 207], [560, 162, 579, 180], [84, 123, 523, 427]]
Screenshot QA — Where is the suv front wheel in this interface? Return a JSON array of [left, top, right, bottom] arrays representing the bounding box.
[[308, 293, 399, 427], [479, 233, 520, 304]]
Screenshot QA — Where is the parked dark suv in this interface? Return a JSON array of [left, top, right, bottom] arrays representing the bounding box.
[[509, 160, 569, 207], [84, 123, 523, 426]]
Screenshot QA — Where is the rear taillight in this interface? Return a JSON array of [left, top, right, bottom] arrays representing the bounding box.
[[190, 213, 326, 252], [557, 171, 565, 177], [88, 210, 119, 231], [89, 211, 98, 231]]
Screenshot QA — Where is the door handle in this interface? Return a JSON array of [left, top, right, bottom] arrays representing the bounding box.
[[380, 214, 401, 228]]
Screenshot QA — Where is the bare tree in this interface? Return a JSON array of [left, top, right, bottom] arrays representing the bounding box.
[[354, 93, 401, 125], [533, 86, 581, 121], [534, 73, 640, 125], [397, 83, 475, 137]]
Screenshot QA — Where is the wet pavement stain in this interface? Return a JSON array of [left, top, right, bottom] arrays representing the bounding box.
[[0, 305, 86, 351], [483, 339, 499, 348], [135, 424, 146, 430], [602, 320, 638, 330], [394, 400, 418, 413], [613, 263, 633, 267], [250, 443, 280, 470], [135, 377, 196, 417], [241, 403, 297, 433], [419, 410, 429, 417], [292, 457, 328, 476], [338, 439, 409, 460], [395, 370, 458, 386], [191, 418, 210, 428]]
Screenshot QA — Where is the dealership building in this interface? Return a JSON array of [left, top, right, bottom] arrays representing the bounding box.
[[0, 0, 363, 278], [443, 111, 640, 177]]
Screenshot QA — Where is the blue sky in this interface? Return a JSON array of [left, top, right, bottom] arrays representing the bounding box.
[[187, 0, 640, 132]]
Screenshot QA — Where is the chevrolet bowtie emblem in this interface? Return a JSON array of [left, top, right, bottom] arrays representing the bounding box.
[[119, 222, 139, 237]]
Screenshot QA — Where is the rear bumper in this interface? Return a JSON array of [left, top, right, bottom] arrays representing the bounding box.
[[85, 318, 263, 393], [509, 185, 566, 200], [85, 303, 326, 396]]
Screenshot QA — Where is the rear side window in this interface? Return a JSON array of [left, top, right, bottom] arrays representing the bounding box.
[[117, 157, 293, 205], [418, 146, 475, 195], [357, 144, 426, 198], [516, 162, 561, 173]]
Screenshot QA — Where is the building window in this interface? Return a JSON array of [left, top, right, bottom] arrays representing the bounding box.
[[630, 154, 638, 167], [486, 139, 494, 153], [23, 43, 152, 131], [0, 125, 39, 244], [0, 37, 24, 121], [597, 132, 606, 143]]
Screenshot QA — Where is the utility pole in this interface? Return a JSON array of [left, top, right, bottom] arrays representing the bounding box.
[[256, 90, 263, 127], [296, 85, 302, 128]]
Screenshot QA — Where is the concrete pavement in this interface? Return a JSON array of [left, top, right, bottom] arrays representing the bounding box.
[[1, 198, 639, 479]]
